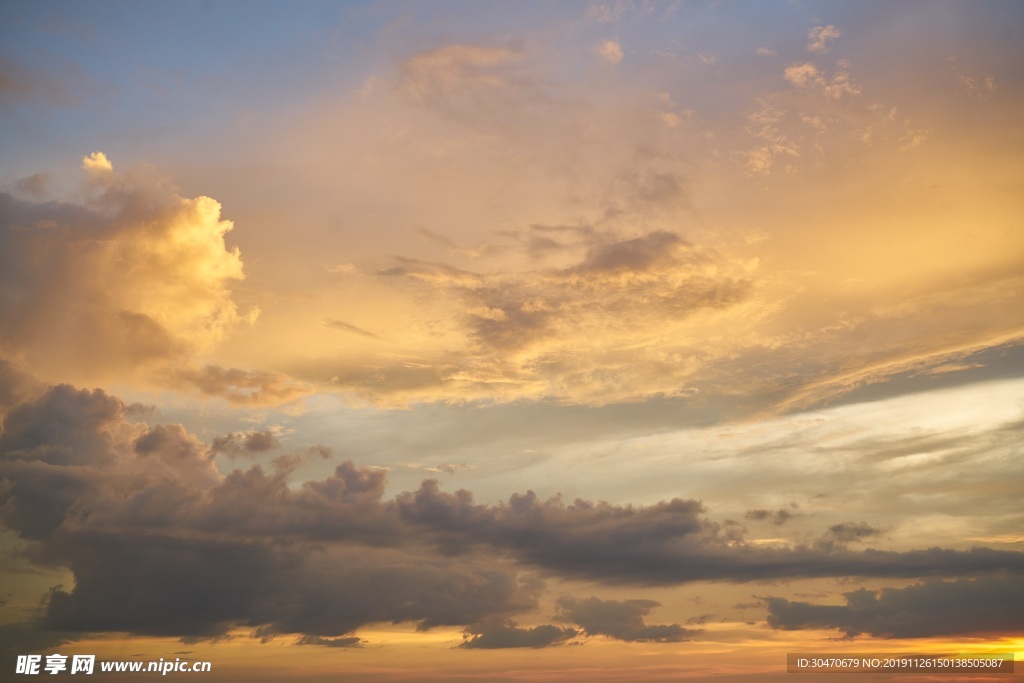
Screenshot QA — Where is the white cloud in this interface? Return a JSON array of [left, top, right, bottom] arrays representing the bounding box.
[[81, 151, 112, 174]]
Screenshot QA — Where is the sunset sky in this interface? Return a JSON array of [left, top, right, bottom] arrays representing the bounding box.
[[2, 1, 1023, 681]]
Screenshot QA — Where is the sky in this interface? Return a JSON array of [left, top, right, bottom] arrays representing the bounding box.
[[1, 1, 1023, 681]]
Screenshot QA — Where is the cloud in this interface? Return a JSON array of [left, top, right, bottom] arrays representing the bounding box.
[[210, 430, 281, 457], [395, 480, 1024, 585], [597, 40, 624, 65], [3, 379, 1023, 645], [0, 383, 535, 641], [766, 575, 1024, 638], [784, 62, 859, 99], [80, 151, 112, 174], [745, 506, 797, 526], [168, 365, 313, 406], [295, 635, 362, 648], [460, 619, 577, 649], [806, 25, 840, 54], [40, 533, 532, 641], [0, 155, 277, 400], [556, 597, 699, 642], [358, 229, 756, 404]]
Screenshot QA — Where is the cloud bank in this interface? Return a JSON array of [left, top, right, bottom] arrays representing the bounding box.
[[2, 375, 1021, 646]]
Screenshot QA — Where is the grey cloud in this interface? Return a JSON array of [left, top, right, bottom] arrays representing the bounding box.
[[40, 532, 531, 641], [766, 575, 1024, 638], [13, 173, 50, 199], [295, 635, 362, 648], [396, 481, 1024, 584], [556, 596, 699, 642], [169, 365, 313, 406], [460, 619, 577, 649], [813, 522, 884, 552], [745, 506, 797, 525], [378, 257, 483, 289], [0, 359, 42, 417], [210, 430, 281, 457], [4, 378, 1024, 645], [825, 522, 883, 543], [566, 230, 689, 276], [321, 318, 380, 340], [0, 384, 534, 643]]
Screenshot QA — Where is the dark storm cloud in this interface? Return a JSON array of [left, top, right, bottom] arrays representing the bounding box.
[[556, 597, 699, 642], [460, 619, 577, 649], [766, 575, 1024, 638]]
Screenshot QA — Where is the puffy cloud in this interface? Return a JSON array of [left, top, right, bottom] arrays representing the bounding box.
[[80, 151, 112, 174], [0, 382, 534, 641], [766, 575, 1024, 638], [460, 619, 577, 649], [556, 596, 699, 642], [0, 156, 295, 405]]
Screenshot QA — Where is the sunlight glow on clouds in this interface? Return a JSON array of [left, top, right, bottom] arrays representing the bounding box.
[[1, 1, 1023, 679]]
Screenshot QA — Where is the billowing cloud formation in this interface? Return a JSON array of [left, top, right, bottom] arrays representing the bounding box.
[[766, 575, 1024, 638], [0, 382, 533, 641], [0, 156, 311, 405], [0, 156, 244, 371], [0, 155, 248, 369], [2, 377, 1023, 644], [556, 597, 699, 642]]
